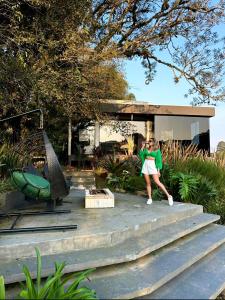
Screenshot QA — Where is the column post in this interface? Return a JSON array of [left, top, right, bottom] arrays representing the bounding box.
[[68, 118, 72, 165], [94, 121, 100, 148]]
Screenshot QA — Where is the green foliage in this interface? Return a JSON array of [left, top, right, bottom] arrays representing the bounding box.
[[0, 143, 22, 178], [194, 176, 218, 207], [107, 170, 130, 190], [99, 156, 124, 176], [103, 156, 142, 191], [0, 276, 5, 300], [0, 248, 97, 300], [121, 157, 142, 176], [0, 178, 14, 193], [106, 173, 147, 193], [99, 156, 141, 177], [19, 248, 97, 299], [174, 158, 225, 200], [170, 172, 199, 202], [161, 157, 225, 224], [125, 175, 146, 192], [152, 188, 164, 200]]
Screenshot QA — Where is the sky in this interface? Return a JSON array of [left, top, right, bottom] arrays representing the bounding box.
[[124, 52, 225, 153], [123, 20, 225, 152]]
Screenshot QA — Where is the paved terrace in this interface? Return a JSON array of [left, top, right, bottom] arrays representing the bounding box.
[[1, 190, 225, 299], [0, 190, 202, 262]]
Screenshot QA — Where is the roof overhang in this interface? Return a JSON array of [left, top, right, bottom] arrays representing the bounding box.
[[100, 102, 215, 117]]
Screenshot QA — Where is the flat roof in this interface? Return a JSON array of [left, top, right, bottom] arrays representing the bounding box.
[[100, 101, 215, 117]]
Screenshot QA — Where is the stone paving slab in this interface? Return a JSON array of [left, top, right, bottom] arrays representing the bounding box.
[[83, 224, 225, 299], [141, 242, 225, 299], [1, 213, 219, 285], [0, 191, 203, 260]]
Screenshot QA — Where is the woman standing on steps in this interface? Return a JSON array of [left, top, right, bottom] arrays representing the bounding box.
[[139, 139, 173, 206]]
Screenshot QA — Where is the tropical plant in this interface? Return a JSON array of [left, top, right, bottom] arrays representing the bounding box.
[[170, 172, 199, 202], [121, 157, 142, 176], [194, 176, 218, 208], [120, 136, 135, 156], [107, 170, 130, 190], [98, 155, 124, 176], [175, 157, 225, 194], [0, 248, 97, 300], [0, 276, 5, 300]]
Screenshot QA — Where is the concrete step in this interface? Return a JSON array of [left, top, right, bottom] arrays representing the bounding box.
[[71, 178, 95, 183], [1, 213, 219, 285], [0, 201, 203, 261], [141, 242, 225, 299], [82, 224, 225, 299], [65, 171, 95, 178], [70, 184, 96, 190]]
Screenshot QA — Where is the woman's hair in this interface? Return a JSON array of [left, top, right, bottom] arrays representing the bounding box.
[[147, 138, 160, 151]]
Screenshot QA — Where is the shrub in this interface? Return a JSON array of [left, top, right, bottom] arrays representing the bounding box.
[[125, 175, 146, 192], [0, 248, 97, 300], [106, 170, 130, 190], [0, 178, 14, 193], [98, 155, 141, 177], [0, 143, 22, 178], [170, 172, 199, 202], [174, 157, 225, 198], [168, 156, 225, 224], [98, 156, 124, 176], [121, 157, 141, 176]]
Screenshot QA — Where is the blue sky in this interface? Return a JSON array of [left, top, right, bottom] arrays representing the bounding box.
[[124, 59, 225, 152], [124, 29, 225, 152]]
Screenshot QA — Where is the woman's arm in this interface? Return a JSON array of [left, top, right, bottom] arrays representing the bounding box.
[[139, 141, 146, 163], [155, 148, 163, 170]]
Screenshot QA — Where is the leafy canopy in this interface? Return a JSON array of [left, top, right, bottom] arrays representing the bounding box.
[[0, 0, 225, 119]]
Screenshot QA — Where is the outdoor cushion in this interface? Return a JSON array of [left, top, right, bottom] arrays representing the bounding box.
[[11, 171, 51, 200]]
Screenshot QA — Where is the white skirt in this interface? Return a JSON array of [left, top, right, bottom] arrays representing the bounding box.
[[142, 159, 158, 175]]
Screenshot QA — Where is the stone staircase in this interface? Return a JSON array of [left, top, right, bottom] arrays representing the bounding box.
[[1, 193, 225, 299]]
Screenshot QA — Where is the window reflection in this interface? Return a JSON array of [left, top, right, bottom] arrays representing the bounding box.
[[100, 121, 146, 155], [155, 116, 210, 151]]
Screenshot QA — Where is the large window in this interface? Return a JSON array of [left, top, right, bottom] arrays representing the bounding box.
[[155, 116, 210, 151], [100, 120, 146, 155]]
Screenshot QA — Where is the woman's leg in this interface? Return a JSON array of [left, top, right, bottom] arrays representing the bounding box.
[[144, 174, 152, 199], [152, 174, 170, 198]]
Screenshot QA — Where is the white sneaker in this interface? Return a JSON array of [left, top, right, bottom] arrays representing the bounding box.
[[168, 195, 173, 206], [147, 198, 153, 205]]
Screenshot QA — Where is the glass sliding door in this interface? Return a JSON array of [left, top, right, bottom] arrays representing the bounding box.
[[154, 115, 210, 151]]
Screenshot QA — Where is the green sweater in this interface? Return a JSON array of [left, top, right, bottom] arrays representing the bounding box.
[[138, 148, 163, 171]]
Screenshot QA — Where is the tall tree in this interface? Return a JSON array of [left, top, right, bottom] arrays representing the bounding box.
[[0, 0, 224, 120], [91, 0, 225, 105], [0, 0, 134, 120]]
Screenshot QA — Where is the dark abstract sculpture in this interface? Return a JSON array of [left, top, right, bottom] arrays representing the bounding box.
[[0, 109, 77, 233]]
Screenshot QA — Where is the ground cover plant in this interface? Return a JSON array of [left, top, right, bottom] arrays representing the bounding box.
[[0, 248, 97, 300]]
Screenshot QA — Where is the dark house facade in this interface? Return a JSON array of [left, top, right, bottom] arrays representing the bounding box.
[[70, 101, 215, 163]]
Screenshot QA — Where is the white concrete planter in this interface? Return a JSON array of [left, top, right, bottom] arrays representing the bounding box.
[[85, 188, 114, 208]]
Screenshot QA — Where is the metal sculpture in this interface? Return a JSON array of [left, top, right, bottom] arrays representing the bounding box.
[[0, 109, 77, 233]]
